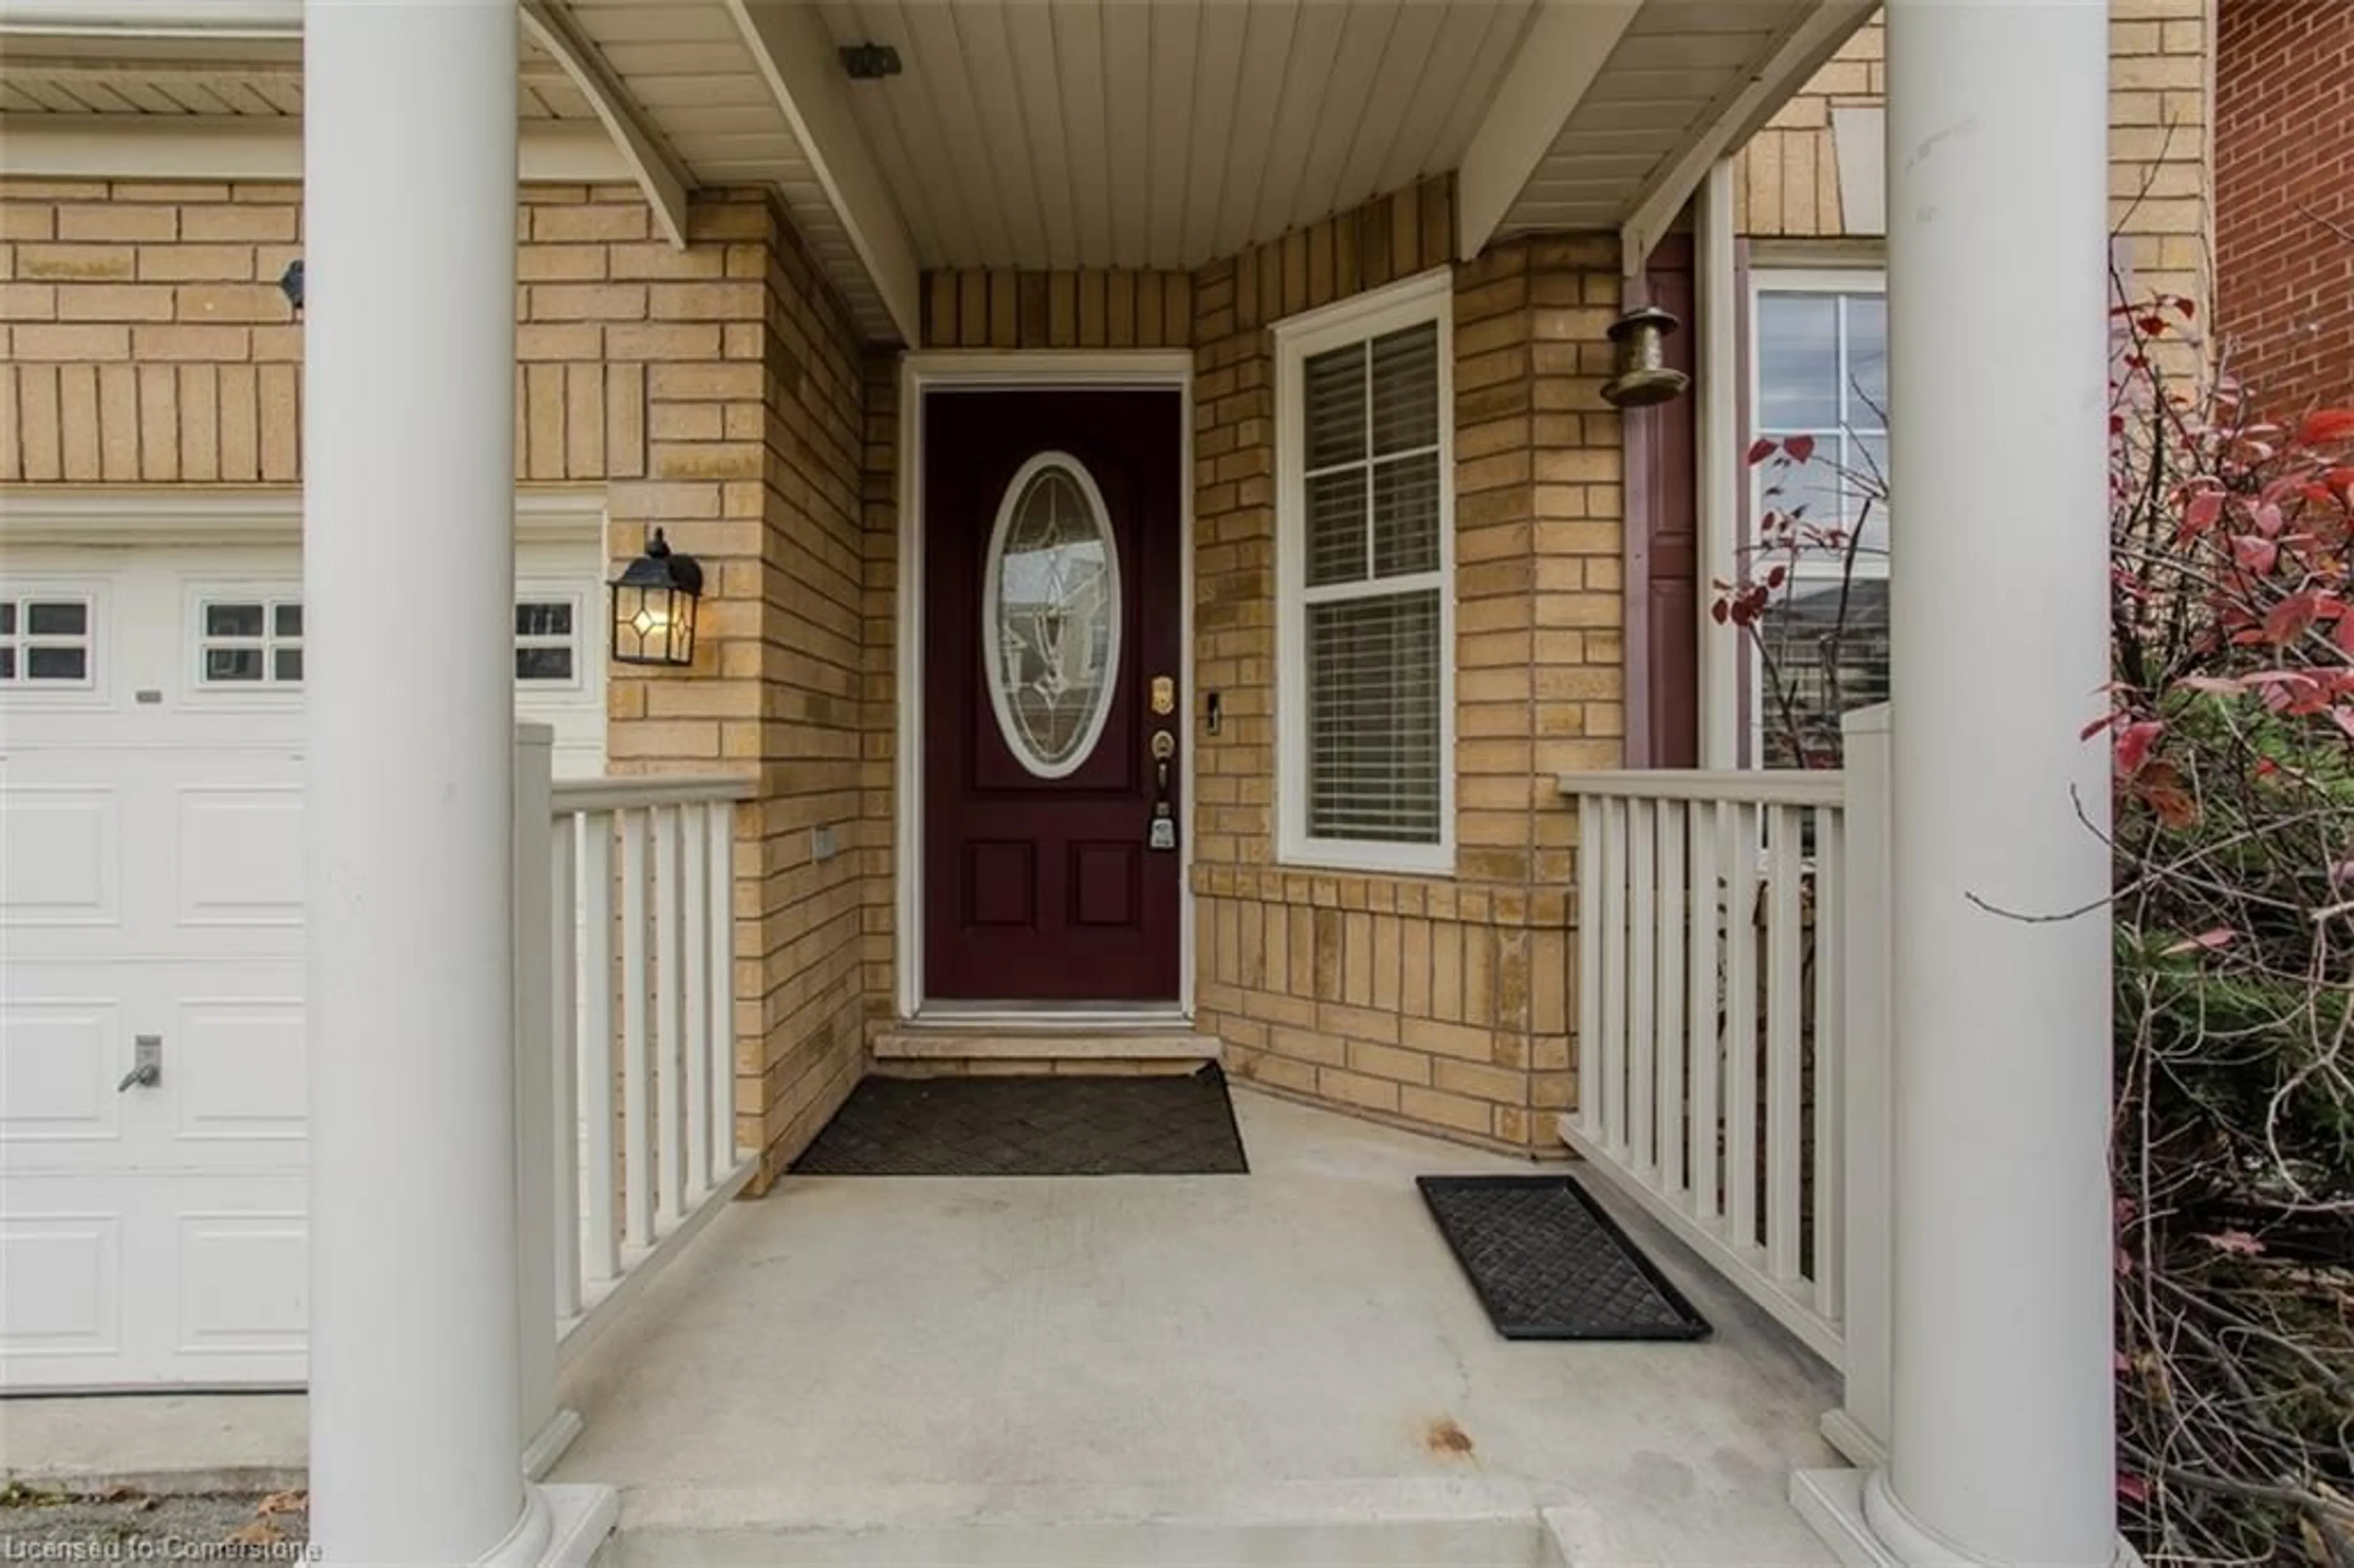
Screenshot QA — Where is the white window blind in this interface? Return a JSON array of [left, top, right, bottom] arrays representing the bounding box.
[[1276, 272, 1453, 872]]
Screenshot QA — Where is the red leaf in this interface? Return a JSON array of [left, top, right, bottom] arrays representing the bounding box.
[[2296, 408, 2354, 446], [2263, 593, 2316, 644], [2182, 492, 2223, 534], [2081, 715, 2116, 742], [2233, 534, 2279, 574], [2113, 720, 2163, 777], [2333, 706, 2354, 742], [1782, 433, 1818, 463], [1746, 438, 1778, 465], [2337, 614, 2354, 658], [1710, 600, 1729, 625], [2117, 1475, 2150, 1505]]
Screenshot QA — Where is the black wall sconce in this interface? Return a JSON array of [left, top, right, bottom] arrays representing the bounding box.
[[609, 528, 703, 668], [278, 259, 304, 314], [1601, 305, 1691, 408]]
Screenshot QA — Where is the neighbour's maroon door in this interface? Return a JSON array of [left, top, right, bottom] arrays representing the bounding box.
[[922, 390, 1183, 1003]]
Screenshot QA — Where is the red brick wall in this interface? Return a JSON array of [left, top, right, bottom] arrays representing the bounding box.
[[2216, 0, 2354, 417]]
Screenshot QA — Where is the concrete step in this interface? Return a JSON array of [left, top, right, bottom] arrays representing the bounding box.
[[601, 1480, 1570, 1567], [870, 1024, 1220, 1071]]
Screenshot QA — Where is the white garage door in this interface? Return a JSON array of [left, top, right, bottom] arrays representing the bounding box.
[[0, 533, 605, 1391]]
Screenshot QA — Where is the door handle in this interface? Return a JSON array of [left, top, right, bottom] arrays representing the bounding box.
[[117, 1034, 161, 1092]]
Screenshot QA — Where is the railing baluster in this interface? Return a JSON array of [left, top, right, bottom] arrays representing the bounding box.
[[681, 803, 712, 1200], [1628, 797, 1658, 1177], [1576, 797, 1604, 1143], [1813, 803, 1847, 1320], [706, 801, 736, 1171], [1599, 795, 1631, 1157], [579, 811, 619, 1286], [1552, 766, 1857, 1368], [654, 804, 687, 1230], [1689, 802, 1724, 1231], [1723, 801, 1760, 1258], [1657, 800, 1687, 1203], [1766, 802, 1805, 1285], [620, 807, 654, 1251], [549, 811, 582, 1320]]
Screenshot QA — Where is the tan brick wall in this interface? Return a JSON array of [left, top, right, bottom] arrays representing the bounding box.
[[1735, 4, 2214, 322], [0, 176, 883, 1189], [920, 268, 1194, 349], [1184, 178, 1612, 1152]]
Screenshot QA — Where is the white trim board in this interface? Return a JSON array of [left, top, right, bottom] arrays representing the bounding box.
[[0, 486, 609, 547], [0, 113, 627, 184], [894, 349, 1197, 1023]]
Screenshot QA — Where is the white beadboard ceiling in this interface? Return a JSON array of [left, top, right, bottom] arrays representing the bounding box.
[[811, 0, 1541, 271], [1501, 0, 1856, 236], [0, 37, 595, 120], [0, 0, 1871, 343]]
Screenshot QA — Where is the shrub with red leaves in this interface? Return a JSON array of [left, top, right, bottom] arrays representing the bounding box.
[[2100, 296, 2352, 1566]]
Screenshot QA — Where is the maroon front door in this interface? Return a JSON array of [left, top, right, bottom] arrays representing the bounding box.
[[922, 389, 1183, 1003]]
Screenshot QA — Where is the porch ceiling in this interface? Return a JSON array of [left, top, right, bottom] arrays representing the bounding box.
[[0, 30, 596, 120], [813, 0, 1541, 273], [0, 0, 1872, 344]]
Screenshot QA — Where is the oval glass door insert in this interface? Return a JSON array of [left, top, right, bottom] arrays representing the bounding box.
[[983, 452, 1121, 778]]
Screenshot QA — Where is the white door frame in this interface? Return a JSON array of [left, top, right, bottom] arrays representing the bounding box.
[[894, 351, 1197, 1024]]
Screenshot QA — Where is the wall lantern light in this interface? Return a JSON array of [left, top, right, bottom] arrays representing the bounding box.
[[1601, 305, 1691, 409], [278, 259, 304, 313], [609, 528, 703, 668]]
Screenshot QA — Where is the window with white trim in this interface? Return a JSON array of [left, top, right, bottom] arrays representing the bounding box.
[[188, 596, 585, 687], [514, 598, 579, 684], [1275, 270, 1453, 872], [199, 598, 305, 685], [1749, 269, 1887, 769], [0, 595, 94, 685]]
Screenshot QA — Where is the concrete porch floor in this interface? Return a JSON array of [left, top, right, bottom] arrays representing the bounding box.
[[1, 1089, 1842, 1564], [549, 1087, 1842, 1564]]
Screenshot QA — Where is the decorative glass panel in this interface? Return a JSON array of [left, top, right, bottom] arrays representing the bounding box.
[[984, 456, 1121, 778]]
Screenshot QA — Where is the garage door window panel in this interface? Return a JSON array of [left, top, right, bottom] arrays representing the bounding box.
[[514, 598, 579, 685], [198, 599, 304, 686], [1, 595, 96, 687]]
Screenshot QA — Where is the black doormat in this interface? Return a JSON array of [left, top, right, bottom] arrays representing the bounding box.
[[792, 1064, 1249, 1176], [1417, 1174, 1710, 1341]]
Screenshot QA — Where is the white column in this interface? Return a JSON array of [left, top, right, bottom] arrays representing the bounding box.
[[1799, 0, 2117, 1563], [303, 6, 542, 1563]]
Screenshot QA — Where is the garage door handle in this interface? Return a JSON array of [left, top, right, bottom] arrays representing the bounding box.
[[118, 1035, 162, 1092]]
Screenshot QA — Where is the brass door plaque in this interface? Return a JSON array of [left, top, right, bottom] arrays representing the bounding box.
[[1149, 675, 1175, 715]]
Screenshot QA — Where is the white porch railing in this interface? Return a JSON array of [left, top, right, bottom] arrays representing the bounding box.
[[1555, 705, 1894, 1461], [511, 726, 756, 1472]]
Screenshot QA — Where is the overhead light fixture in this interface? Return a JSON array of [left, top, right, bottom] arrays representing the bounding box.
[[839, 42, 901, 80], [609, 528, 704, 668]]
